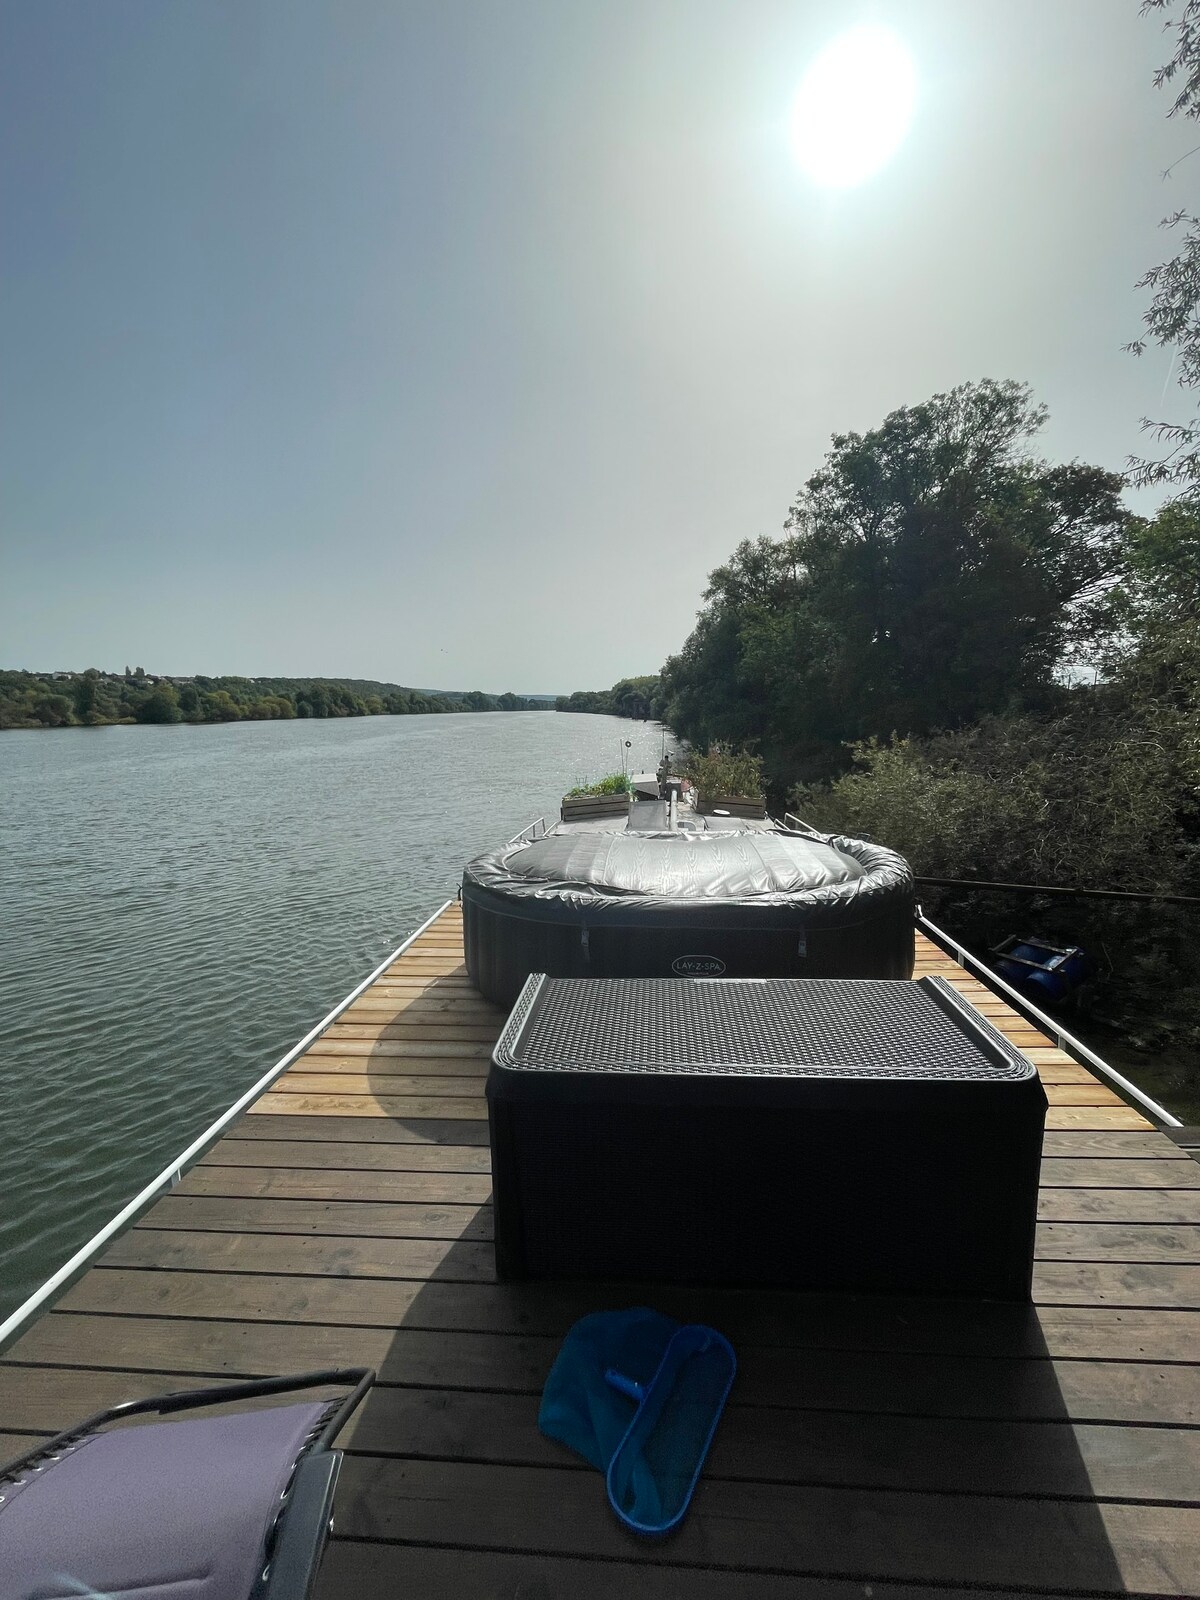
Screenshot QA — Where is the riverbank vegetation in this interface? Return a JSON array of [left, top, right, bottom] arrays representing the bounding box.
[[563, 377, 1200, 1112], [0, 670, 553, 729], [555, 676, 665, 720], [670, 381, 1200, 1109]]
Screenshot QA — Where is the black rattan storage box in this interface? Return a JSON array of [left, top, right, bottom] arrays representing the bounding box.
[[487, 975, 1047, 1299]]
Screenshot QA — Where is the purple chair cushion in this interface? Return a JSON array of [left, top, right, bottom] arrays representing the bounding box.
[[0, 1399, 330, 1600]]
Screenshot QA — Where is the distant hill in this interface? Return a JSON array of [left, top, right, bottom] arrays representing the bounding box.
[[0, 668, 557, 729]]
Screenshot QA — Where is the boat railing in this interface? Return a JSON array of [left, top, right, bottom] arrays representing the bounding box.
[[782, 811, 827, 836], [508, 815, 549, 846], [782, 812, 1180, 1128], [917, 912, 1180, 1127], [0, 899, 458, 1354]]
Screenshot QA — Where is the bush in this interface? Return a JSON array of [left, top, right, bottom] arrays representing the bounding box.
[[792, 711, 1200, 1111], [683, 745, 765, 804], [566, 773, 631, 797]]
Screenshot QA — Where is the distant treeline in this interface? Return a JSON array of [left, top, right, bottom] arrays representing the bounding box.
[[0, 669, 554, 729], [555, 675, 664, 720]]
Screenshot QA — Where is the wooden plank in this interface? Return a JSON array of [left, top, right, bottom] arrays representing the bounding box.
[[272, 1073, 485, 1097], [194, 1143, 493, 1174], [248, 1092, 1151, 1128], [274, 1073, 485, 1098], [329, 1457, 1200, 1593], [392, 958, 466, 967], [295, 1054, 489, 1077], [10, 1313, 1199, 1425], [0, 1433, 43, 1457], [372, 943, 465, 954], [148, 1194, 494, 1239], [335, 1389, 1200, 1504], [182, 1164, 492, 1203], [322, 991, 500, 1016], [94, 1213, 1200, 1303], [103, 1227, 496, 1281], [328, 1017, 499, 1039], [365, 977, 478, 991], [1035, 1223, 1200, 1262], [1, 1366, 1195, 1505], [1038, 1187, 1200, 1223], [1045, 1107, 1153, 1130], [1040, 1131, 1193, 1158], [51, 1272, 1200, 1361], [1028, 1062, 1107, 1083], [184, 1164, 493, 1200], [1033, 1260, 1200, 1307], [220, 1114, 491, 1144], [306, 1037, 494, 1056], [317, 1542, 1099, 1600], [1041, 1084, 1126, 1105], [1041, 1157, 1200, 1188], [247, 1092, 489, 1119], [338, 996, 499, 1018]]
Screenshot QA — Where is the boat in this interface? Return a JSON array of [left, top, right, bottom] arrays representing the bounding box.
[[1, 789, 1197, 1597]]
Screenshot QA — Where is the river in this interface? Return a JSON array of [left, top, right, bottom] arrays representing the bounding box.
[[0, 711, 674, 1321]]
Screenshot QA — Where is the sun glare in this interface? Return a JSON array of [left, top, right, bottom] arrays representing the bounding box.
[[788, 25, 917, 189]]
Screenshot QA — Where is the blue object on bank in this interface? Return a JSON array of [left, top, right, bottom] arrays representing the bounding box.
[[992, 936, 1091, 1003], [538, 1307, 736, 1535]]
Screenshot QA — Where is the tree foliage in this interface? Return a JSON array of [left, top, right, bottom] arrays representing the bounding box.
[[793, 493, 1200, 1091], [1127, 0, 1200, 487], [555, 675, 665, 720], [683, 745, 766, 804], [0, 671, 554, 730], [662, 381, 1128, 788]]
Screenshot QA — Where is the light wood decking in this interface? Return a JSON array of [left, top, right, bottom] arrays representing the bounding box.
[[3, 905, 1199, 1596]]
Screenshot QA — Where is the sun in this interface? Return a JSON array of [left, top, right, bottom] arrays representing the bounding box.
[[787, 26, 917, 190]]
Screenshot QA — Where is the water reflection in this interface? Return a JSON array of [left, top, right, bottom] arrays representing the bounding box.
[[0, 712, 672, 1316]]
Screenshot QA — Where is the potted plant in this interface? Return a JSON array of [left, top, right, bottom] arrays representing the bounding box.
[[560, 773, 633, 821], [683, 746, 768, 819]]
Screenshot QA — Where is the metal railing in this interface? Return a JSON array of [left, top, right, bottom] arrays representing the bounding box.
[[0, 899, 457, 1353], [782, 811, 826, 836], [508, 815, 548, 846], [780, 811, 1180, 1129], [917, 912, 1180, 1127]]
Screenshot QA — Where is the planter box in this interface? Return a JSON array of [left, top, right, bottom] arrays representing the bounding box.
[[560, 792, 630, 822], [695, 795, 767, 820]]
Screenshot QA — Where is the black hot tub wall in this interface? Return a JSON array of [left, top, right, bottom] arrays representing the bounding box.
[[462, 831, 915, 1007]]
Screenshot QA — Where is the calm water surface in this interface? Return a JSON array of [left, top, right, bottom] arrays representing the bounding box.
[[0, 712, 673, 1319]]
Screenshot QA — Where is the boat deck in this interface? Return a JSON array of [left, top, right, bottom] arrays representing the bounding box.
[[3, 905, 1200, 1596]]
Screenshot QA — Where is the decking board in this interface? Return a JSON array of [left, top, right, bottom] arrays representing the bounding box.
[[4, 909, 1198, 1595]]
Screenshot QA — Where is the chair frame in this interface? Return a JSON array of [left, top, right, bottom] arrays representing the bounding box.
[[0, 1366, 375, 1600]]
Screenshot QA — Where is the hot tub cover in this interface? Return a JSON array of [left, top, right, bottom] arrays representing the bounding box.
[[463, 830, 910, 919]]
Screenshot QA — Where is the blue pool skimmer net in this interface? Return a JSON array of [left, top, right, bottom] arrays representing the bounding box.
[[538, 1307, 736, 1535]]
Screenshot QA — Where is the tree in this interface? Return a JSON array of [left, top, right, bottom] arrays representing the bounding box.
[[1127, 1, 1200, 487], [31, 693, 73, 727], [137, 684, 182, 724], [72, 668, 101, 722], [662, 381, 1129, 788], [200, 689, 241, 722], [1117, 492, 1200, 625]]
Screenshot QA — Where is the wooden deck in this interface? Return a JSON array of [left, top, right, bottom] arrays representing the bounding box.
[[3, 905, 1200, 1596]]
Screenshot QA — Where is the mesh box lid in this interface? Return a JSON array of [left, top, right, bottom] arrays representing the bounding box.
[[489, 975, 1039, 1108]]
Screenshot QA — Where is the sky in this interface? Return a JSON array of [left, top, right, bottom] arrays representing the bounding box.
[[0, 0, 1194, 693]]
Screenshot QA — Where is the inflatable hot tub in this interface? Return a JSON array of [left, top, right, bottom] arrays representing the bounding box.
[[462, 829, 914, 1007]]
